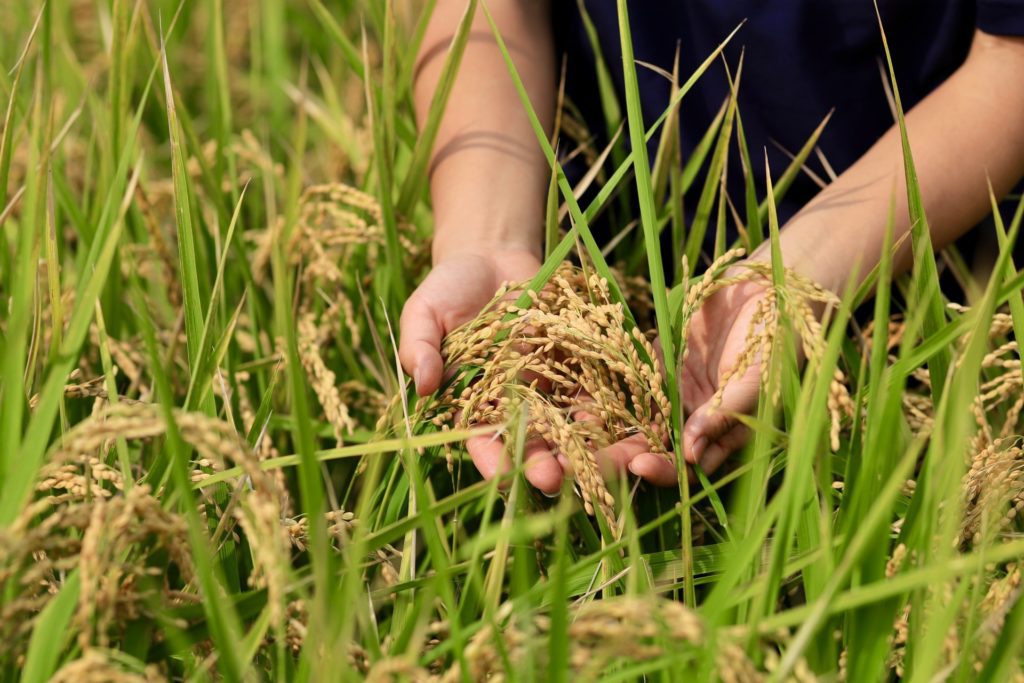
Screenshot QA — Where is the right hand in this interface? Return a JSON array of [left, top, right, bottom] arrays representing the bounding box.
[[400, 247, 572, 491], [399, 247, 542, 396]]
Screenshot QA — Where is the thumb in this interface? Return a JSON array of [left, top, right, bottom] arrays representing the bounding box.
[[683, 372, 759, 466], [399, 295, 444, 396]]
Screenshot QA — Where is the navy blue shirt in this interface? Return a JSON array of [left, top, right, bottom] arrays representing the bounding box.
[[555, 1, 1024, 228]]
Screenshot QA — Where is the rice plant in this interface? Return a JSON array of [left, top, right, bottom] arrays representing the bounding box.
[[2, 1, 1024, 681]]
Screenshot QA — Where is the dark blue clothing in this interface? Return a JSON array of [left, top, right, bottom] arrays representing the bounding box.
[[555, 1, 1024, 229]]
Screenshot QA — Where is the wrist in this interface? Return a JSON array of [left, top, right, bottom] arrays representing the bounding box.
[[746, 222, 850, 295], [428, 243, 544, 288], [432, 227, 542, 266]]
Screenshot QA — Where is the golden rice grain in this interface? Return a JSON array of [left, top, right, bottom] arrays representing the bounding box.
[[50, 650, 164, 683], [406, 262, 674, 526], [409, 258, 854, 528]]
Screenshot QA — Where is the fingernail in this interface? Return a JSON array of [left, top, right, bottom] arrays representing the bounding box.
[[541, 489, 561, 499], [413, 367, 424, 391], [691, 436, 708, 463]]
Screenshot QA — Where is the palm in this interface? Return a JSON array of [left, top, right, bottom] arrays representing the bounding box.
[[681, 281, 766, 460], [625, 280, 769, 485], [399, 249, 540, 397], [401, 254, 770, 491], [414, 253, 539, 335], [400, 249, 571, 493]]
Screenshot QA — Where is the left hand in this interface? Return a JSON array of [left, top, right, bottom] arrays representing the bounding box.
[[624, 277, 772, 485]]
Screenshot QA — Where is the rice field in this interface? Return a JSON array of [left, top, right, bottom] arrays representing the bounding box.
[[3, 1, 1024, 681]]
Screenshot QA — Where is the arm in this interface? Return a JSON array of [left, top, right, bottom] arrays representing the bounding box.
[[399, 2, 568, 493], [399, 0, 555, 395], [759, 30, 1024, 293], [658, 30, 1024, 483], [414, 0, 554, 263]]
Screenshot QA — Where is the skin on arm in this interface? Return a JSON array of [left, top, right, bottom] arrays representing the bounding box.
[[412, 1, 554, 268], [628, 30, 1024, 486], [761, 30, 1024, 294], [398, 1, 565, 491]]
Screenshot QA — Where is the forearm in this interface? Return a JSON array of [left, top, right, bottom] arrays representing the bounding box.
[[415, 0, 554, 263], [757, 31, 1024, 294]]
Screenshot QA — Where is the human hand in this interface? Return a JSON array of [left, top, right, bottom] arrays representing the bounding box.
[[399, 247, 572, 492], [399, 248, 542, 396], [402, 253, 773, 492], [401, 250, 678, 495], [625, 277, 772, 486]]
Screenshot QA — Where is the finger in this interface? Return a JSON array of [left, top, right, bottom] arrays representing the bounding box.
[[518, 366, 553, 393], [567, 390, 599, 421], [523, 438, 565, 495], [594, 433, 651, 479], [566, 397, 636, 478], [693, 423, 751, 477], [556, 452, 571, 472], [627, 452, 685, 487], [683, 375, 759, 466], [399, 296, 444, 396], [467, 433, 512, 488], [679, 364, 705, 416], [651, 420, 671, 448]]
